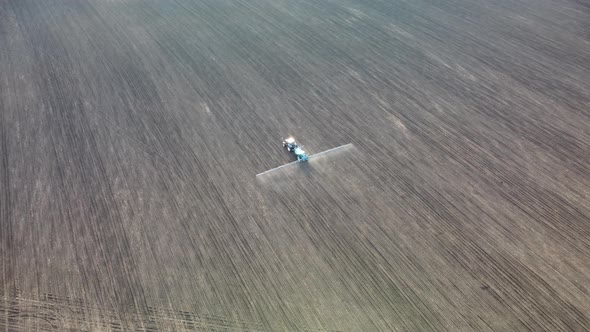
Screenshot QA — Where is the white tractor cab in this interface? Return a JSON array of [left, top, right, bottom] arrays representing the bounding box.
[[282, 137, 298, 151]]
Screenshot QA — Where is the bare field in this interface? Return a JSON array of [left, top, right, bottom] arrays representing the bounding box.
[[1, 0, 590, 330]]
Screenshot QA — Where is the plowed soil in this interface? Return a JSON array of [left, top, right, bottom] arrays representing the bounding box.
[[1, 0, 590, 330]]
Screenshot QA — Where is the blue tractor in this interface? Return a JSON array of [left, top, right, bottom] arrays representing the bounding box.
[[282, 137, 309, 161]]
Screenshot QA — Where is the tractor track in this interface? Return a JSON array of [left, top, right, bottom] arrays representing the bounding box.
[[0, 290, 270, 331]]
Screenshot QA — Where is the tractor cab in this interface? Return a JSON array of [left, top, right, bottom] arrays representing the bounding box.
[[282, 137, 298, 151]]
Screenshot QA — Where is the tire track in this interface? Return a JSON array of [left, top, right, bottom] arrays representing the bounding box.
[[0, 291, 292, 331]]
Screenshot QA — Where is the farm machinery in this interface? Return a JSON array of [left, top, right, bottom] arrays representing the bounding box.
[[256, 136, 353, 178], [282, 137, 309, 161]]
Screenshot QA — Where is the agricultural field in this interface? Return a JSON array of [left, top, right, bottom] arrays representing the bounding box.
[[1, 0, 590, 330]]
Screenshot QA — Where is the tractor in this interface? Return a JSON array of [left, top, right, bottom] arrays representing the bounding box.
[[282, 137, 309, 161]]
